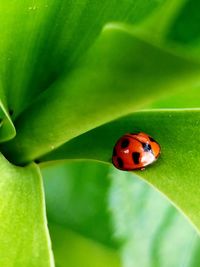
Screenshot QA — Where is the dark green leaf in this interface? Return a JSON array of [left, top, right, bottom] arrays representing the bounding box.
[[167, 0, 200, 44]]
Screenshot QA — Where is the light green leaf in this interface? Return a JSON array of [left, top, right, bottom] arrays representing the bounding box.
[[0, 103, 15, 143], [0, 82, 15, 142], [109, 168, 200, 267], [43, 160, 200, 266], [41, 109, 200, 232], [0, 0, 60, 117], [148, 86, 200, 108], [49, 223, 121, 267], [2, 25, 200, 164], [42, 161, 117, 248], [0, 0, 164, 117], [0, 153, 54, 267]]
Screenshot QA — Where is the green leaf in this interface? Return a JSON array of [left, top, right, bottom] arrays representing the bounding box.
[[43, 160, 200, 266], [0, 0, 164, 117], [49, 223, 121, 267], [109, 168, 200, 267], [148, 86, 200, 108], [0, 0, 60, 117], [0, 82, 15, 142], [42, 161, 117, 248], [0, 103, 15, 143], [167, 0, 200, 45], [131, 0, 185, 44], [2, 25, 200, 164], [0, 153, 54, 267], [162, 0, 200, 60], [41, 109, 200, 232]]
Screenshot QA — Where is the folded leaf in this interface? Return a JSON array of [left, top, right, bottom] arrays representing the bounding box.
[[0, 0, 163, 117], [41, 109, 200, 232], [163, 0, 200, 60], [0, 83, 15, 142], [0, 153, 54, 267], [167, 0, 200, 45], [3, 25, 200, 164]]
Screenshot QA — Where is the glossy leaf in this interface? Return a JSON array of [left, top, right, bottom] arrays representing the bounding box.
[[43, 160, 200, 266], [0, 0, 164, 118], [1, 1, 200, 267], [41, 109, 200, 232], [0, 153, 54, 267], [2, 25, 200, 165]]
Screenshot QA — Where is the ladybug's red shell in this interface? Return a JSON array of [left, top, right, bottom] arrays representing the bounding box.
[[112, 132, 160, 171]]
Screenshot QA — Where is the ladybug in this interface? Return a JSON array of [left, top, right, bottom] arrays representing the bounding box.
[[112, 132, 161, 171]]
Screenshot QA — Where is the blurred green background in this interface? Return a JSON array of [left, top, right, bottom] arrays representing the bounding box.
[[42, 161, 200, 267]]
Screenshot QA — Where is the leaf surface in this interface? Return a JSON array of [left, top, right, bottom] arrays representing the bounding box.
[[49, 223, 121, 267], [0, 153, 54, 267], [2, 26, 200, 164], [43, 160, 200, 266], [42, 161, 117, 248], [0, 83, 15, 142], [109, 168, 200, 267], [41, 109, 200, 232], [0, 0, 164, 117]]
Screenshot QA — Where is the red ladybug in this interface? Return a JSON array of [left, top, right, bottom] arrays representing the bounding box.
[[112, 132, 161, 171]]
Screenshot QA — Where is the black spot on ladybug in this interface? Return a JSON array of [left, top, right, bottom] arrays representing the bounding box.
[[142, 143, 151, 152], [113, 148, 117, 156], [132, 152, 140, 164], [149, 137, 156, 142], [121, 138, 129, 148], [117, 157, 123, 168]]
